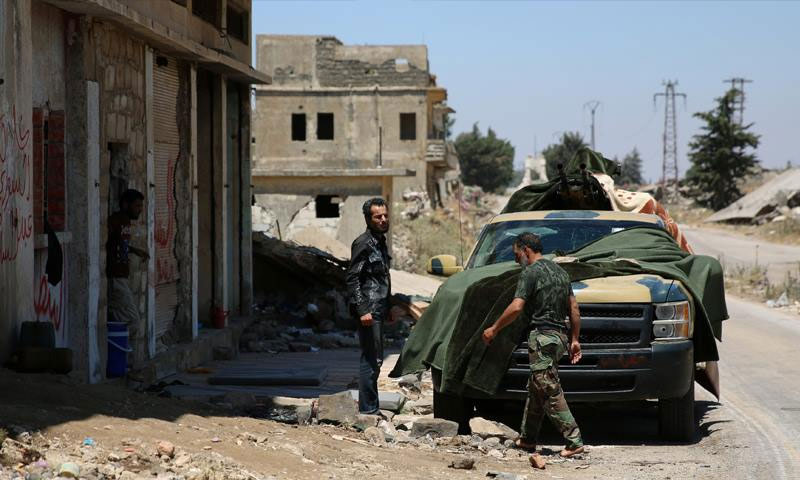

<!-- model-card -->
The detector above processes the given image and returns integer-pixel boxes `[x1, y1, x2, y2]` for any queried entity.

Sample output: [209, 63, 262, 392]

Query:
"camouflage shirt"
[514, 258, 574, 332]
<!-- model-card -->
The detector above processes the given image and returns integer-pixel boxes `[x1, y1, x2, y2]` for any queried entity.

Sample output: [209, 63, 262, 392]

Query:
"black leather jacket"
[346, 229, 392, 318]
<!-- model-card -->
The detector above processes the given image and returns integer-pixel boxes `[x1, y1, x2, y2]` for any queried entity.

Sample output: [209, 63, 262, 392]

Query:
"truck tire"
[658, 379, 695, 442]
[433, 389, 473, 435]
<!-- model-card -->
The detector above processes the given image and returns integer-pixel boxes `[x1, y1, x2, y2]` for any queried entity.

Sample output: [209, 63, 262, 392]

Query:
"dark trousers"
[357, 316, 384, 414]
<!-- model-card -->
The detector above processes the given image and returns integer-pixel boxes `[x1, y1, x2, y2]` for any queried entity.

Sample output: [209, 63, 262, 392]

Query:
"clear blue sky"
[252, 1, 799, 182]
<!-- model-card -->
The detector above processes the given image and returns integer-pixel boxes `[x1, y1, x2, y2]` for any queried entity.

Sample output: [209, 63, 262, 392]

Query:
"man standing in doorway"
[482, 232, 584, 467]
[346, 197, 391, 415]
[107, 189, 149, 362]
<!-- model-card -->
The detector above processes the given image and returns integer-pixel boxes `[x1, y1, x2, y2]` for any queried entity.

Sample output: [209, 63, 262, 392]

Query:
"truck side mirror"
[427, 254, 463, 277]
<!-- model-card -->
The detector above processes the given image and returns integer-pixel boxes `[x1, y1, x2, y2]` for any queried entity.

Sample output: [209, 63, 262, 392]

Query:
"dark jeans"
[357, 315, 385, 414]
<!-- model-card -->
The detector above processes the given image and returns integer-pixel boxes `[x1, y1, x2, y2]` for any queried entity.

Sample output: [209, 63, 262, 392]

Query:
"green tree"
[542, 132, 588, 179]
[685, 89, 760, 210]
[618, 148, 645, 186]
[454, 123, 515, 193]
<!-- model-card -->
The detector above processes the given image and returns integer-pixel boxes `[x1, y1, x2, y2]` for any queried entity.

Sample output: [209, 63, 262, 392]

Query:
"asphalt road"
[714, 295, 800, 479]
[682, 225, 800, 283]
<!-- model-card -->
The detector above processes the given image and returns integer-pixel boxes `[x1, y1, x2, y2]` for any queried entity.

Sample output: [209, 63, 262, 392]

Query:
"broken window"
[226, 5, 248, 44]
[193, 0, 220, 27]
[291, 113, 306, 141]
[317, 113, 334, 140]
[400, 113, 416, 141]
[315, 195, 341, 218]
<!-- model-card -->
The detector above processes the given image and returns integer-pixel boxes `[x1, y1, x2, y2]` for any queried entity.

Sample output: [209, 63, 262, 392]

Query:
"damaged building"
[1, 0, 267, 382]
[251, 35, 460, 251]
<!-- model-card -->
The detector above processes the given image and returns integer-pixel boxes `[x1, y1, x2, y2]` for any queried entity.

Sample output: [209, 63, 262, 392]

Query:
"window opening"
[317, 113, 334, 140]
[400, 113, 416, 140]
[291, 113, 306, 141]
[193, 0, 219, 27]
[226, 6, 248, 43]
[315, 195, 341, 218]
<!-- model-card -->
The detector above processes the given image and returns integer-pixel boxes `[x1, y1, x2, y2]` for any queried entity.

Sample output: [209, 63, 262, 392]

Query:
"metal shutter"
[153, 57, 181, 341]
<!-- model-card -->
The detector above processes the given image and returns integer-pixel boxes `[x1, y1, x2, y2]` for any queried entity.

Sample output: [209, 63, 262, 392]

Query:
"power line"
[723, 77, 752, 126]
[653, 80, 686, 201]
[583, 100, 601, 150]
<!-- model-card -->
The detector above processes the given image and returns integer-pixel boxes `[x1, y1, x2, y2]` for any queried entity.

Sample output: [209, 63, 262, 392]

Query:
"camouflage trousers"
[520, 330, 583, 449]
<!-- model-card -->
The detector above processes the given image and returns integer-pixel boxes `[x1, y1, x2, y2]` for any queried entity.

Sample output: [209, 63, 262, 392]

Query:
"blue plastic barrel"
[107, 322, 131, 377]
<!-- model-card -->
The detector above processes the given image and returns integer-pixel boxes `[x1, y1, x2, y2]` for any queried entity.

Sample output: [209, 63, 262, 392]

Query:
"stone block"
[364, 427, 386, 447]
[469, 417, 519, 441]
[409, 418, 459, 439]
[317, 391, 358, 425]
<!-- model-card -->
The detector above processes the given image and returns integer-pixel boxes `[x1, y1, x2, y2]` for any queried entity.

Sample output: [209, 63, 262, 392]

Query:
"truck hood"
[573, 274, 687, 304]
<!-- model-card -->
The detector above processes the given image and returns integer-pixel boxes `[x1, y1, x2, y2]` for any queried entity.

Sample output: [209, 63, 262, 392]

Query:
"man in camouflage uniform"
[482, 232, 584, 465]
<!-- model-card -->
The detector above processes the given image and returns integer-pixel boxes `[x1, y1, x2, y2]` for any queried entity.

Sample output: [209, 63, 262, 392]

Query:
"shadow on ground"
[0, 368, 260, 434]
[475, 398, 725, 447]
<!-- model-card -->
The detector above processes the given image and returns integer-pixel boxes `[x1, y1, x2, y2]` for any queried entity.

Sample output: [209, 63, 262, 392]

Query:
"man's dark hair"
[514, 232, 543, 254]
[120, 189, 144, 207]
[362, 197, 387, 222]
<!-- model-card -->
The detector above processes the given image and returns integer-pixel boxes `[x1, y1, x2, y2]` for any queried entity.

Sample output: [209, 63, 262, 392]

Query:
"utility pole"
[723, 77, 752, 126]
[584, 100, 601, 150]
[654, 80, 686, 201]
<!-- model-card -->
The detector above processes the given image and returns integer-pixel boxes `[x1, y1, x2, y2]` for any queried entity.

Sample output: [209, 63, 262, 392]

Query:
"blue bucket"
[107, 321, 131, 378]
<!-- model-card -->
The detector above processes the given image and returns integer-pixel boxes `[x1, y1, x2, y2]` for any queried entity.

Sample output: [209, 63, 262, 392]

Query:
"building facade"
[0, 0, 267, 382]
[251, 35, 459, 250]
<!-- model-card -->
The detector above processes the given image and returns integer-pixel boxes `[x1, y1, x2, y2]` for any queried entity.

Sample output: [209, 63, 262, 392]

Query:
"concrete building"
[251, 35, 459, 250]
[0, 0, 267, 382]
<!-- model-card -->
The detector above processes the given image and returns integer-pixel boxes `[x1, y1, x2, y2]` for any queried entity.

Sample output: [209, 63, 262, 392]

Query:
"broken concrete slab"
[208, 367, 328, 386]
[317, 391, 358, 425]
[706, 168, 800, 223]
[409, 418, 459, 439]
[469, 417, 520, 441]
[347, 390, 407, 412]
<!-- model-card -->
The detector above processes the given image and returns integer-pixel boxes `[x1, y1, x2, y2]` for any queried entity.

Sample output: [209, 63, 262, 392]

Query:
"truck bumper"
[493, 340, 694, 402]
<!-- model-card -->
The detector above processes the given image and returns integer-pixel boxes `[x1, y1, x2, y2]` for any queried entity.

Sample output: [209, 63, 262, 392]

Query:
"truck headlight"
[652, 301, 690, 340]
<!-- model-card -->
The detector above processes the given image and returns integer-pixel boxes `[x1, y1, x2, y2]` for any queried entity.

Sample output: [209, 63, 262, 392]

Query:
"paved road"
[682, 225, 800, 283]
[715, 295, 800, 479]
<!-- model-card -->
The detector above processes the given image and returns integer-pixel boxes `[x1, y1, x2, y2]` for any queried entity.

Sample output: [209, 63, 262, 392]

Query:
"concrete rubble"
[705, 168, 800, 224]
[0, 428, 269, 480]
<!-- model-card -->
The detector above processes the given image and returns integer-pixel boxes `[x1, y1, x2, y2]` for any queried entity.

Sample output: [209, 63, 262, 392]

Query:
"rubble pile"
[705, 168, 800, 225]
[0, 426, 267, 480]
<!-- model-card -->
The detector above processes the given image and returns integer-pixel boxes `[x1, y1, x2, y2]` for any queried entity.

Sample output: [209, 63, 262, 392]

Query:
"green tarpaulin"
[389, 227, 727, 396]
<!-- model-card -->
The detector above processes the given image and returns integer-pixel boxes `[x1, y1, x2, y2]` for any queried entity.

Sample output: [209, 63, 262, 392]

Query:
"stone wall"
[315, 38, 430, 88]
[93, 22, 149, 365]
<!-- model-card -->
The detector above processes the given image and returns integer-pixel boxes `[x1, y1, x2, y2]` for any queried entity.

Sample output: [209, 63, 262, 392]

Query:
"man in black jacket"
[346, 197, 391, 414]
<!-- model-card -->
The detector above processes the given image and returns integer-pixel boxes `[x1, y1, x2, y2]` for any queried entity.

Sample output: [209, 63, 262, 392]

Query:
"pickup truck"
[426, 210, 703, 441]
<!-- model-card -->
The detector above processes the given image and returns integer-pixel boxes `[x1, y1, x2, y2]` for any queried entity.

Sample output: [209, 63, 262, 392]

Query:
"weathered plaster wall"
[31, 3, 65, 110]
[253, 90, 427, 197]
[257, 35, 317, 88]
[0, 0, 35, 363]
[258, 36, 429, 89]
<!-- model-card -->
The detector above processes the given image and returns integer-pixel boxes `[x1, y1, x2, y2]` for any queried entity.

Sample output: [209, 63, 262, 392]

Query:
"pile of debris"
[0, 426, 265, 480]
[705, 168, 800, 225]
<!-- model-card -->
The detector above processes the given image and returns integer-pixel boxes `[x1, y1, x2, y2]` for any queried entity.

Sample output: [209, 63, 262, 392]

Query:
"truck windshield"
[467, 220, 658, 268]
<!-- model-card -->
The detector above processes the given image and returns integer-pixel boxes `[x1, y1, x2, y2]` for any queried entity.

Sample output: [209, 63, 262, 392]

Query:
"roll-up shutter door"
[153, 56, 181, 341]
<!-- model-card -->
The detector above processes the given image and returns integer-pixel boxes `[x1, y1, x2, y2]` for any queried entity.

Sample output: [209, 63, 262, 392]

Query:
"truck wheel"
[433, 389, 473, 435]
[658, 379, 695, 442]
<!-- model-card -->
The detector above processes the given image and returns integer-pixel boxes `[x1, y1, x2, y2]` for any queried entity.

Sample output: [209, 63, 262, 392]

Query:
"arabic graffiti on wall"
[0, 105, 33, 265]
